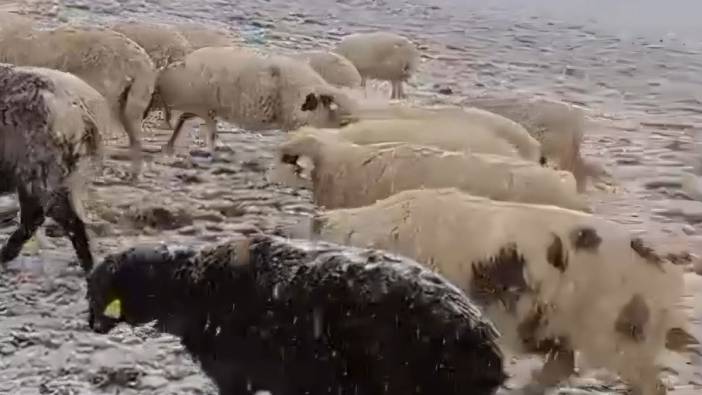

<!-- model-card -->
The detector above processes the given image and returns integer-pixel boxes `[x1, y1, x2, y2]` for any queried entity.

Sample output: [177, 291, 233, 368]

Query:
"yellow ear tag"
[103, 299, 122, 319]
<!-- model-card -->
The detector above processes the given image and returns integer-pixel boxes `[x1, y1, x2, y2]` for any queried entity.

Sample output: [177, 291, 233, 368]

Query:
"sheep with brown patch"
[309, 187, 692, 395]
[0, 63, 102, 274]
[276, 131, 588, 211]
[86, 233, 507, 395]
[154, 47, 358, 155]
[334, 31, 420, 99]
[292, 50, 362, 88]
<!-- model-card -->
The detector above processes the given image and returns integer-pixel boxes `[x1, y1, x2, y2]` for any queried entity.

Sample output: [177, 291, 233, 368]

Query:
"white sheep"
[334, 31, 420, 99]
[154, 47, 358, 155]
[110, 21, 193, 129]
[110, 21, 192, 70]
[172, 23, 240, 50]
[0, 63, 103, 274]
[344, 103, 544, 163]
[464, 96, 592, 191]
[333, 118, 524, 159]
[291, 50, 362, 89]
[0, 11, 35, 34]
[310, 187, 692, 395]
[0, 24, 158, 179]
[276, 131, 588, 211]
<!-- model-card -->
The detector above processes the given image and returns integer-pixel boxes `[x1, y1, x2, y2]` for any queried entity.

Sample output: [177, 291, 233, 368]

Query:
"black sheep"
[87, 234, 507, 395]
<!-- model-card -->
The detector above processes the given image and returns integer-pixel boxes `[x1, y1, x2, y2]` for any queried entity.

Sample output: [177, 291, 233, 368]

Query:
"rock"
[125, 203, 193, 230]
[654, 200, 702, 224]
[140, 374, 169, 389]
[683, 225, 697, 235]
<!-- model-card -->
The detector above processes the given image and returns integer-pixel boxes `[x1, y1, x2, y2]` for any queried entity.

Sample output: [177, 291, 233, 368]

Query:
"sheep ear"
[301, 93, 319, 111]
[103, 298, 122, 319]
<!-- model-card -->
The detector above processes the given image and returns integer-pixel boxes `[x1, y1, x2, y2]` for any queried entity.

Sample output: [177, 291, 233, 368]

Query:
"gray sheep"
[292, 50, 362, 88]
[334, 31, 420, 99]
[24, 66, 125, 144]
[276, 131, 588, 211]
[0, 24, 158, 179]
[154, 47, 358, 155]
[310, 188, 692, 395]
[0, 63, 102, 274]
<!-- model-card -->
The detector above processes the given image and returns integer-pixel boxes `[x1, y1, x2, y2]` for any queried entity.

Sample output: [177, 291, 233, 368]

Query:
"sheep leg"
[45, 189, 94, 274]
[0, 186, 45, 266]
[624, 365, 666, 395]
[123, 122, 143, 182]
[397, 81, 406, 99]
[204, 116, 218, 155]
[361, 76, 368, 98]
[162, 106, 172, 129]
[390, 81, 398, 99]
[533, 347, 575, 386]
[163, 113, 197, 155]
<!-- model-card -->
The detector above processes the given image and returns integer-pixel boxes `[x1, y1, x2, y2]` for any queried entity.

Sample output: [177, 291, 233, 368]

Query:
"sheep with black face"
[87, 234, 507, 395]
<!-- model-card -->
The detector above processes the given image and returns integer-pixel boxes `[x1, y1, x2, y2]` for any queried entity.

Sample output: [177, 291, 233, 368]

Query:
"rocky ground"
[1, 0, 701, 394]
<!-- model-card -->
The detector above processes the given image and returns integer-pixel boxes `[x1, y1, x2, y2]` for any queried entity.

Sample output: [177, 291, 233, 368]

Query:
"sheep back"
[335, 118, 522, 159]
[0, 11, 35, 35]
[312, 187, 685, 388]
[23, 66, 124, 141]
[111, 21, 193, 69]
[0, 63, 101, 190]
[347, 104, 542, 162]
[464, 97, 587, 183]
[292, 50, 362, 88]
[0, 25, 157, 122]
[173, 23, 240, 51]
[335, 31, 420, 82]
[158, 48, 358, 131]
[279, 132, 587, 211]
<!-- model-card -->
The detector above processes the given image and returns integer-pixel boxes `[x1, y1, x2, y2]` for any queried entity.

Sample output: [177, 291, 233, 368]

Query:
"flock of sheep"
[0, 9, 698, 395]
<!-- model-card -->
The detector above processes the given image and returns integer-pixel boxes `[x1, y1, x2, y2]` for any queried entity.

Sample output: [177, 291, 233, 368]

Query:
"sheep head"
[301, 86, 359, 128]
[277, 131, 336, 180]
[87, 244, 196, 334]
